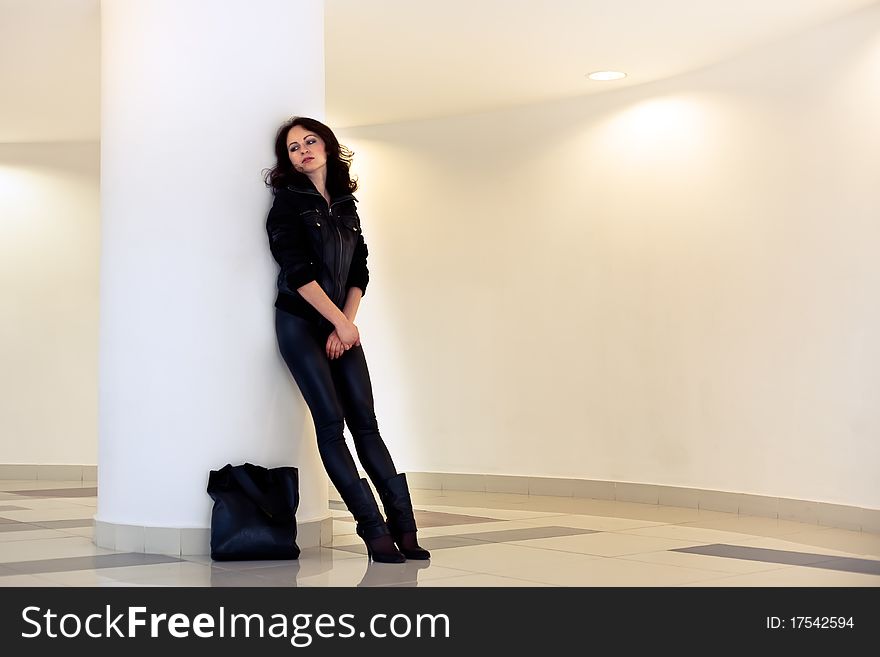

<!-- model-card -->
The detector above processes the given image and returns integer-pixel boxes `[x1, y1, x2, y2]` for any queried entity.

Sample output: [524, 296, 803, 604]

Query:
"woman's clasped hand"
[325, 320, 360, 359]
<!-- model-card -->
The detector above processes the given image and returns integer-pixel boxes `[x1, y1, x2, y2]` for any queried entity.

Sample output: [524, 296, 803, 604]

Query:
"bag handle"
[230, 464, 294, 522]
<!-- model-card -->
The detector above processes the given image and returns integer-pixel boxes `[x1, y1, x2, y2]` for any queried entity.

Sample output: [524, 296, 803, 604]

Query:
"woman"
[264, 116, 429, 564]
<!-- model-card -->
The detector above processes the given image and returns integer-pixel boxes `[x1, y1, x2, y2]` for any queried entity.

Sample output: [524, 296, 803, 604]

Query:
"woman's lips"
[302, 157, 314, 164]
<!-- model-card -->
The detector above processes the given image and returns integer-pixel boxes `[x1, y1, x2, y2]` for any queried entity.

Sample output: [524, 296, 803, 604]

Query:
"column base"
[94, 516, 333, 556]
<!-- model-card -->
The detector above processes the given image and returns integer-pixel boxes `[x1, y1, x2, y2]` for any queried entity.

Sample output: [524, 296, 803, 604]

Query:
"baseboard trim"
[331, 471, 880, 534]
[94, 517, 333, 556]
[0, 463, 97, 482]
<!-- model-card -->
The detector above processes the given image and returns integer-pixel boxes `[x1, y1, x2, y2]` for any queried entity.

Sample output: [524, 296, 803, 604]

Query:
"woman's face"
[286, 125, 327, 176]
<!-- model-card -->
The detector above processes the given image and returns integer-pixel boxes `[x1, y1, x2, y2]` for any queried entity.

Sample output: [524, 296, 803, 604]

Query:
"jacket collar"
[286, 180, 357, 204]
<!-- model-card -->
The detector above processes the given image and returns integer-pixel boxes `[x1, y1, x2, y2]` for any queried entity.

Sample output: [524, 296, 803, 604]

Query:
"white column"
[97, 0, 330, 554]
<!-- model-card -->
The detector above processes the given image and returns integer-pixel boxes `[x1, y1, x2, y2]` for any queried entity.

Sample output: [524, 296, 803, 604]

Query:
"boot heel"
[341, 480, 406, 565]
[357, 526, 405, 564]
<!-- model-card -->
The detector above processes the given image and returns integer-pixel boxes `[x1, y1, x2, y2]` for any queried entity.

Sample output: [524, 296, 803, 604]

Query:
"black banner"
[0, 586, 874, 654]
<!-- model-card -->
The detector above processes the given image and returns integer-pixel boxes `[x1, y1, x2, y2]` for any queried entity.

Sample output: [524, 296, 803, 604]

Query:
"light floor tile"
[0, 573, 64, 586]
[617, 550, 797, 575]
[272, 558, 472, 587]
[210, 547, 363, 572]
[507, 532, 706, 557]
[75, 561, 215, 586]
[29, 569, 142, 586]
[56, 499, 98, 509]
[491, 555, 728, 587]
[410, 573, 554, 587]
[0, 508, 96, 522]
[0, 536, 117, 563]
[618, 524, 764, 544]
[425, 542, 604, 577]
[35, 565, 281, 588]
[518, 514, 666, 532]
[0, 529, 73, 543]
[683, 566, 880, 587]
[56, 527, 95, 539]
[206, 570, 296, 587]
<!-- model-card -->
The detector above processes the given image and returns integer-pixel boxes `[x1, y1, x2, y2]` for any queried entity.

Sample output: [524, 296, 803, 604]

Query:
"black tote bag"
[207, 462, 300, 561]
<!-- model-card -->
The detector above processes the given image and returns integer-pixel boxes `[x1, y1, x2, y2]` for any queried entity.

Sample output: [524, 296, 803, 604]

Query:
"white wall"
[339, 6, 880, 509]
[0, 142, 100, 466]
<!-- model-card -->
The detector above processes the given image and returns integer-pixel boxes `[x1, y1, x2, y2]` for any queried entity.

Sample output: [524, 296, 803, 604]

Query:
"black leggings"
[274, 307, 398, 493]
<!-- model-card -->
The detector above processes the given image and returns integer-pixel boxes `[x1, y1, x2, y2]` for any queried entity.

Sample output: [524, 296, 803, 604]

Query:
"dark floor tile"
[0, 522, 45, 533]
[809, 557, 880, 576]
[3, 552, 182, 575]
[410, 510, 501, 528]
[11, 487, 98, 498]
[32, 518, 94, 530]
[419, 535, 488, 550]
[671, 543, 880, 575]
[458, 526, 598, 543]
[672, 544, 831, 565]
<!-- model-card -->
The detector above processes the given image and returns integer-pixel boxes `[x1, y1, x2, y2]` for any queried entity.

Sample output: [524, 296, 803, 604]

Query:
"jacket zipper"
[291, 187, 353, 304]
[330, 205, 344, 304]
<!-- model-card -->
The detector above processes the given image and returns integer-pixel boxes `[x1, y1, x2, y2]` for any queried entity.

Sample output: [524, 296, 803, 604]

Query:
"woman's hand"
[326, 324, 361, 360]
[325, 331, 345, 359]
[334, 319, 360, 350]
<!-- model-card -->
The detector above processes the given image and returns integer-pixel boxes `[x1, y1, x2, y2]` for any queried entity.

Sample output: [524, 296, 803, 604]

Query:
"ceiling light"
[587, 71, 626, 81]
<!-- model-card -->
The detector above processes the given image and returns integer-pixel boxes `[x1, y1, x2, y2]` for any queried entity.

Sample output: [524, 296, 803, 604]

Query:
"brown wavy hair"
[263, 116, 358, 195]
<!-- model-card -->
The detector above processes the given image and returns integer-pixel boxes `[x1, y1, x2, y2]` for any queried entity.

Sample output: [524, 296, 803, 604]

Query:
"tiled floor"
[1, 479, 879, 587]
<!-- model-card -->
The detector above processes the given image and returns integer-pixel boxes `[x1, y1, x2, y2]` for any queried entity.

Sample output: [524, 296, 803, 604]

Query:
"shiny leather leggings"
[274, 307, 398, 493]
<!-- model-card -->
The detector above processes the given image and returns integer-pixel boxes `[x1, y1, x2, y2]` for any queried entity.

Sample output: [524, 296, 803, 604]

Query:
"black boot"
[338, 478, 405, 564]
[377, 473, 431, 560]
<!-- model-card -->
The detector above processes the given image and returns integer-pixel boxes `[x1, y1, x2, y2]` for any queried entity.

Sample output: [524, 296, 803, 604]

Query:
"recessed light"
[587, 71, 626, 81]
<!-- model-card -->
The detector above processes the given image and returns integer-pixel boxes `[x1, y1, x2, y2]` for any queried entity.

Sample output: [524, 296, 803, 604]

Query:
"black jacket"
[266, 180, 369, 328]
